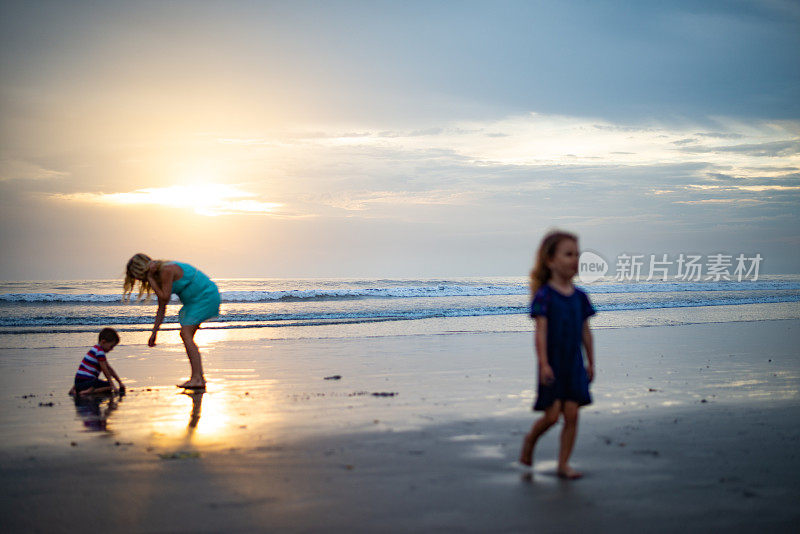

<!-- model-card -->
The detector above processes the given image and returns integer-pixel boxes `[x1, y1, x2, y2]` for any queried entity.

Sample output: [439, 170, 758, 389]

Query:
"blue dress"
[529, 284, 596, 411]
[168, 262, 221, 326]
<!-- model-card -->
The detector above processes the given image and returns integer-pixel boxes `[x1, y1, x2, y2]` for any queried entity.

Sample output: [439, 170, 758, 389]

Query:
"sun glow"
[57, 183, 282, 216]
[141, 391, 231, 447]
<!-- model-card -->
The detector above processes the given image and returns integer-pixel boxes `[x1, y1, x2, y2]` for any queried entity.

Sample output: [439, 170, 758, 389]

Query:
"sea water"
[1, 276, 799, 349]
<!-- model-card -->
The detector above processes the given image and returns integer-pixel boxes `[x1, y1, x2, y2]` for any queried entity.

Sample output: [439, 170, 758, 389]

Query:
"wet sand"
[1, 319, 799, 532]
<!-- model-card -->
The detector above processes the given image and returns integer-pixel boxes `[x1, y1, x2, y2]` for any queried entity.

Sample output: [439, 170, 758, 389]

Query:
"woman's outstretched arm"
[149, 299, 168, 346]
[147, 263, 176, 347]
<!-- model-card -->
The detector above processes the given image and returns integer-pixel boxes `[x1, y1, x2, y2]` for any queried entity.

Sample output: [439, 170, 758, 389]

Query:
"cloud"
[30, 112, 800, 229]
[217, 138, 270, 146]
[230, 113, 799, 175]
[695, 132, 744, 140]
[198, 112, 800, 230]
[310, 189, 475, 212]
[0, 159, 69, 181]
[52, 184, 282, 216]
[674, 198, 764, 205]
[686, 184, 800, 192]
[677, 140, 800, 157]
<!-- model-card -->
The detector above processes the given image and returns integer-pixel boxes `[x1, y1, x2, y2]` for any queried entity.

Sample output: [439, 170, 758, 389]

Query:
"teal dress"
[168, 262, 221, 326]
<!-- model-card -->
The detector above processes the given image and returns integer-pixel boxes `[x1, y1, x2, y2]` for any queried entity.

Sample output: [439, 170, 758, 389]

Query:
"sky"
[1, 0, 799, 279]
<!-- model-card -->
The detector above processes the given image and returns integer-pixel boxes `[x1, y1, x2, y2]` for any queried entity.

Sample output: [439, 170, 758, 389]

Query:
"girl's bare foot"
[557, 466, 583, 480]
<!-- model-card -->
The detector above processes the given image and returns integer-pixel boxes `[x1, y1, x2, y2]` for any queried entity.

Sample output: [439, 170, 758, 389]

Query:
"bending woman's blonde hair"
[530, 230, 578, 295]
[123, 253, 165, 301]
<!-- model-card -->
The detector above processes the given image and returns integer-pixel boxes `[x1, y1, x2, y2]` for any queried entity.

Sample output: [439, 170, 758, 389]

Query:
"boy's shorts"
[74, 377, 111, 392]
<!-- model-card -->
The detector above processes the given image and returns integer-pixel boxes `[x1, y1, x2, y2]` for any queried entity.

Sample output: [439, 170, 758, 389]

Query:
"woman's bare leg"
[557, 401, 582, 479]
[519, 401, 561, 466]
[179, 324, 205, 388]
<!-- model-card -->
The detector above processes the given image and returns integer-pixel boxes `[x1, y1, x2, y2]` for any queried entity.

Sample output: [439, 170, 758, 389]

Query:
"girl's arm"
[535, 316, 554, 384]
[582, 320, 594, 382]
[147, 264, 176, 347]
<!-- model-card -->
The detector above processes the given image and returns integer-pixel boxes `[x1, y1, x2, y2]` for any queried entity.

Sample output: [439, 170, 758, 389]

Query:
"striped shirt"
[75, 345, 107, 380]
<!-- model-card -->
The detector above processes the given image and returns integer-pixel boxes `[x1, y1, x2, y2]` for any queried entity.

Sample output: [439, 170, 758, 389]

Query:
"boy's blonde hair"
[530, 230, 579, 295]
[123, 253, 165, 301]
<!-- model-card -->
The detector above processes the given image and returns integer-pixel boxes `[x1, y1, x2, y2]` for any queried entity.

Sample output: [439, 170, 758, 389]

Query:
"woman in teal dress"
[124, 253, 221, 389]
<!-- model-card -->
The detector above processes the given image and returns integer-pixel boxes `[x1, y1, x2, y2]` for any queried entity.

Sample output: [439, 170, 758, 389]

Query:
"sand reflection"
[73, 394, 120, 432]
[187, 391, 202, 429]
[110, 376, 281, 453]
[183, 390, 232, 439]
[143, 390, 233, 448]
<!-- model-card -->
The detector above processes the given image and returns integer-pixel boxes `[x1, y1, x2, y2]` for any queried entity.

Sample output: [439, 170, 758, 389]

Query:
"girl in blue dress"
[519, 231, 596, 479]
[124, 253, 221, 389]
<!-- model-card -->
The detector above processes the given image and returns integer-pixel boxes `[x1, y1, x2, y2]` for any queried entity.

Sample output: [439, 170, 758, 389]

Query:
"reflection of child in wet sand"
[73, 395, 119, 431]
[519, 231, 596, 480]
[68, 328, 125, 396]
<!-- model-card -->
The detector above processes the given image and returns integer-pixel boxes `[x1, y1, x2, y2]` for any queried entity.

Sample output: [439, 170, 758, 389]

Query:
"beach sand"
[1, 319, 799, 532]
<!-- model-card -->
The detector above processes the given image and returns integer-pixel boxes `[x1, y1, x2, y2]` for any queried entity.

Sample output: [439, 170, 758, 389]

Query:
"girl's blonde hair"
[530, 230, 579, 295]
[123, 253, 165, 301]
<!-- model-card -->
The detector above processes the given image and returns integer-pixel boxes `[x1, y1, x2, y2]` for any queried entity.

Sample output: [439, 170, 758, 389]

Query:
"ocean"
[2, 275, 800, 349]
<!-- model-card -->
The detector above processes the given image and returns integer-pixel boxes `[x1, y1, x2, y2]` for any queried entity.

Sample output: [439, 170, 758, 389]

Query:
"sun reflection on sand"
[185, 392, 230, 438]
[142, 391, 234, 448]
[120, 376, 284, 452]
[195, 327, 232, 348]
